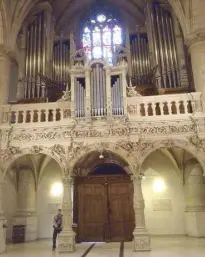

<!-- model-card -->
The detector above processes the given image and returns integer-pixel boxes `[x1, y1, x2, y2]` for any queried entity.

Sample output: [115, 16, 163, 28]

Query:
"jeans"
[52, 228, 61, 249]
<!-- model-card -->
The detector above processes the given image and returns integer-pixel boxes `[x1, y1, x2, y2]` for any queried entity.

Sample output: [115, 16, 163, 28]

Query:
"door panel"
[108, 182, 134, 241]
[76, 175, 134, 242]
[78, 183, 106, 242]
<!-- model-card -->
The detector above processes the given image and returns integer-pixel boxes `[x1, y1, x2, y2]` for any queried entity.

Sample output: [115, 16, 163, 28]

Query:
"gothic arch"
[68, 142, 133, 175]
[167, 0, 188, 38]
[1, 145, 66, 177]
[133, 139, 205, 174]
[10, 1, 52, 51]
[0, 0, 8, 46]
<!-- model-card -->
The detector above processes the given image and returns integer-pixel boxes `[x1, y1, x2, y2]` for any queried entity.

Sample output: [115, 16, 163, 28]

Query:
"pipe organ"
[146, 2, 180, 89]
[130, 34, 151, 85]
[52, 40, 70, 89]
[91, 64, 106, 117]
[25, 11, 47, 99]
[20, 0, 190, 115]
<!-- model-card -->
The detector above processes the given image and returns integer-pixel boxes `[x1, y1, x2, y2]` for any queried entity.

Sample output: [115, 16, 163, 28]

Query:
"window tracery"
[82, 13, 123, 64]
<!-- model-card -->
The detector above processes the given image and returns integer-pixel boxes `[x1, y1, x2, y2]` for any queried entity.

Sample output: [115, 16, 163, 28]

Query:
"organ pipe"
[111, 76, 123, 116]
[145, 2, 180, 88]
[74, 78, 86, 117]
[24, 11, 47, 99]
[52, 40, 70, 89]
[130, 34, 151, 86]
[90, 64, 106, 117]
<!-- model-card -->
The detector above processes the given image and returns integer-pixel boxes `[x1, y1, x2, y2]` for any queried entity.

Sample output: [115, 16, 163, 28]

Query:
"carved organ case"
[70, 56, 127, 119]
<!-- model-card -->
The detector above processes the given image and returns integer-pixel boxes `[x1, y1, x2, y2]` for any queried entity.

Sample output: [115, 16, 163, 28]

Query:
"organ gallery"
[17, 0, 190, 113]
[1, 0, 205, 255]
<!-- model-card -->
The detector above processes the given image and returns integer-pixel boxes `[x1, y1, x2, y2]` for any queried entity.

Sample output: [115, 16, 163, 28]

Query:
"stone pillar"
[188, 38, 205, 107]
[0, 50, 11, 104]
[133, 176, 151, 251]
[13, 168, 37, 241]
[58, 176, 75, 253]
[16, 28, 26, 101]
[185, 163, 205, 237]
[172, 13, 189, 89]
[0, 178, 6, 253]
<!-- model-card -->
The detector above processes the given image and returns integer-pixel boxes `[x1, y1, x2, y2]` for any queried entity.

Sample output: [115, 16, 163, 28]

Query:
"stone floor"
[1, 236, 205, 256]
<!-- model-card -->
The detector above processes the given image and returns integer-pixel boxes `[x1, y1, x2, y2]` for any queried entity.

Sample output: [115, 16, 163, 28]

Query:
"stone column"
[0, 49, 11, 104]
[13, 168, 37, 241]
[188, 37, 205, 107]
[16, 28, 26, 101]
[58, 176, 75, 253]
[185, 163, 205, 237]
[172, 13, 189, 89]
[0, 178, 6, 253]
[132, 176, 151, 251]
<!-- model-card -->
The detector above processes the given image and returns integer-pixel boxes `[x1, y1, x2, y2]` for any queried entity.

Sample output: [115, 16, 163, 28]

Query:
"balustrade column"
[188, 37, 205, 108]
[132, 175, 151, 251]
[185, 163, 205, 237]
[58, 176, 75, 253]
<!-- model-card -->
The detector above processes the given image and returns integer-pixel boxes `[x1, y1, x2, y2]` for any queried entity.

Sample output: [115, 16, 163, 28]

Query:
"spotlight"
[153, 179, 166, 193]
[51, 182, 63, 197]
[99, 152, 104, 159]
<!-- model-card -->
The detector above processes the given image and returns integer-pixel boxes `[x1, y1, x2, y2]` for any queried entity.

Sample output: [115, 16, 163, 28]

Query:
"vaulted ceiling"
[50, 0, 145, 32]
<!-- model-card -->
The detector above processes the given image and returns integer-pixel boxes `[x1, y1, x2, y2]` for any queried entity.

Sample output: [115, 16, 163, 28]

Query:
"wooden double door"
[74, 175, 135, 242]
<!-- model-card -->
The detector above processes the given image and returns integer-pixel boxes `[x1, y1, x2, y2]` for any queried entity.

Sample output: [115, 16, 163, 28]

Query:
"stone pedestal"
[58, 176, 75, 253]
[185, 163, 205, 237]
[132, 176, 151, 251]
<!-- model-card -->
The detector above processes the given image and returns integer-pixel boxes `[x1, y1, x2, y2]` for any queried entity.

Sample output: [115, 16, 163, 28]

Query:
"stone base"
[58, 230, 76, 253]
[13, 215, 38, 242]
[133, 229, 151, 251]
[0, 219, 6, 253]
[185, 211, 205, 237]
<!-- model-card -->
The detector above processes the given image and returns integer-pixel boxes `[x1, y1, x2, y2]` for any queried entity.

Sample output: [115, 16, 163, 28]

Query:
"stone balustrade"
[127, 92, 203, 120]
[0, 92, 203, 127]
[1, 102, 71, 126]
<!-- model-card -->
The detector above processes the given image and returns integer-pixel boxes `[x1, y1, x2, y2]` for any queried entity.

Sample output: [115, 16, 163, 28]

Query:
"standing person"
[52, 209, 63, 251]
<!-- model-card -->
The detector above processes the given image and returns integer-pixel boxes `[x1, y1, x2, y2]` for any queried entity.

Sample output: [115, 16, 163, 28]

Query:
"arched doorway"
[72, 151, 135, 243]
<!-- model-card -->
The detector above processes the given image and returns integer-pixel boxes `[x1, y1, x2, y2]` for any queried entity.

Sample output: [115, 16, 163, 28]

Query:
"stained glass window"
[82, 13, 123, 64]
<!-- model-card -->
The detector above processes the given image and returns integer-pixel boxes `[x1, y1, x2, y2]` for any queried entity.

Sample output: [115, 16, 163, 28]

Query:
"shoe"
[52, 248, 56, 251]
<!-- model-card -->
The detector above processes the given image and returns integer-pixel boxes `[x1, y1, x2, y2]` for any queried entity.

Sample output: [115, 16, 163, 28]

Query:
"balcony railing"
[1, 102, 71, 126]
[127, 92, 203, 120]
[0, 92, 203, 127]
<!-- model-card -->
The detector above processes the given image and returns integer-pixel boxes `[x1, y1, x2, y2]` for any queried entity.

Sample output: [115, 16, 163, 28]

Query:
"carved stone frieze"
[8, 122, 197, 143]
[117, 140, 155, 155]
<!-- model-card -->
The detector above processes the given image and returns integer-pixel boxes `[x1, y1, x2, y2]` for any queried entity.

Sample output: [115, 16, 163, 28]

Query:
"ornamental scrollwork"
[1, 146, 22, 163]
